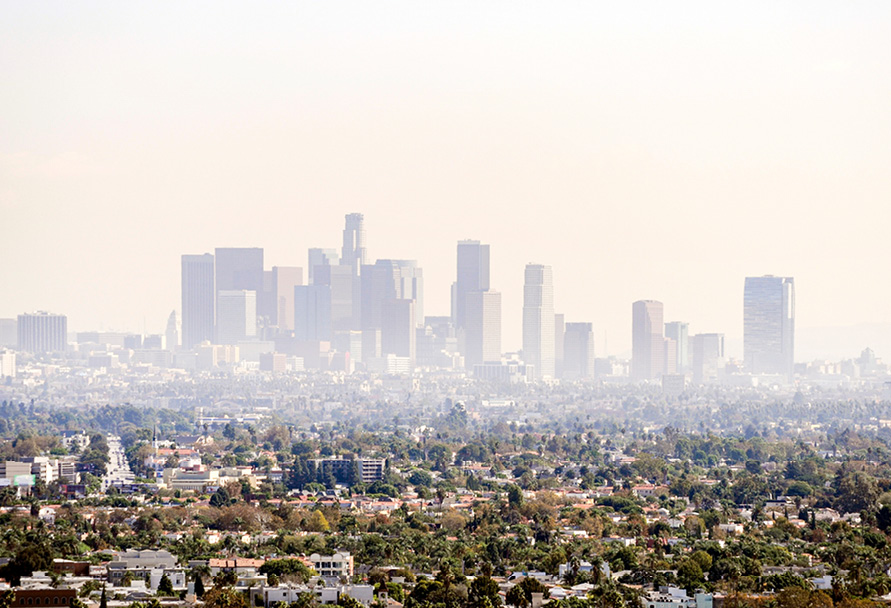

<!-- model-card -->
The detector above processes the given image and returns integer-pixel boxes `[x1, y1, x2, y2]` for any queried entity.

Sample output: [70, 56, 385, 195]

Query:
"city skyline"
[7, 220, 890, 362]
[3, 3, 890, 359]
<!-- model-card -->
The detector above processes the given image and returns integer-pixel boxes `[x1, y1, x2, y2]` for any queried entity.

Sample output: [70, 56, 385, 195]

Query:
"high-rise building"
[454, 240, 490, 329]
[181, 253, 215, 349]
[17, 312, 67, 353]
[464, 290, 501, 369]
[523, 264, 555, 379]
[744, 276, 795, 377]
[308, 248, 339, 285]
[361, 261, 402, 331]
[554, 313, 565, 379]
[360, 260, 423, 332]
[271, 266, 303, 331]
[692, 333, 725, 384]
[381, 299, 415, 363]
[393, 260, 424, 327]
[0, 319, 16, 349]
[315, 264, 359, 331]
[563, 322, 594, 380]
[294, 285, 332, 341]
[341, 213, 367, 275]
[216, 290, 257, 345]
[165, 310, 179, 351]
[631, 300, 664, 381]
[0, 351, 15, 378]
[664, 321, 689, 373]
[215, 248, 263, 339]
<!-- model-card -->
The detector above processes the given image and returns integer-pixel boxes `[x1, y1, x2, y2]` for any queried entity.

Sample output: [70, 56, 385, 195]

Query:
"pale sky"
[2, 2, 890, 359]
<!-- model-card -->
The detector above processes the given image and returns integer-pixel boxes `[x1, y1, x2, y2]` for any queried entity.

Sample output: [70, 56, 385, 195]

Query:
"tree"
[505, 578, 549, 608]
[99, 586, 107, 608]
[0, 590, 16, 608]
[337, 595, 364, 608]
[836, 470, 879, 514]
[210, 487, 231, 508]
[193, 572, 205, 598]
[259, 559, 313, 584]
[157, 574, 174, 596]
[468, 574, 502, 608]
[305, 510, 330, 533]
[202, 587, 247, 608]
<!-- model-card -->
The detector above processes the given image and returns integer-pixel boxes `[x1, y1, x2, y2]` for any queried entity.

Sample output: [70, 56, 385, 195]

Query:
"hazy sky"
[2, 2, 890, 359]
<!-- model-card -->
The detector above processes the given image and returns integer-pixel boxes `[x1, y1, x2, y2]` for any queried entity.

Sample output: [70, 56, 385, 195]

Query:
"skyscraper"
[307, 248, 339, 285]
[631, 300, 664, 381]
[563, 322, 594, 380]
[341, 213, 367, 275]
[523, 264, 555, 379]
[216, 290, 257, 345]
[381, 299, 416, 363]
[692, 333, 725, 384]
[181, 253, 215, 349]
[214, 247, 263, 339]
[17, 312, 67, 353]
[294, 285, 332, 341]
[744, 276, 795, 377]
[464, 290, 501, 369]
[664, 321, 689, 373]
[315, 264, 359, 331]
[554, 313, 565, 379]
[454, 240, 490, 329]
[271, 266, 303, 331]
[165, 310, 179, 351]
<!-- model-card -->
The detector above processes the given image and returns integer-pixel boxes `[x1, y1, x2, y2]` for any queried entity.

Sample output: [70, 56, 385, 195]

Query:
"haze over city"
[3, 2, 891, 359]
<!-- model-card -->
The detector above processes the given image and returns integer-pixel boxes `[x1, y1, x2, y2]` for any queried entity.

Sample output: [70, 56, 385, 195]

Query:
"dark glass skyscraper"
[744, 276, 795, 378]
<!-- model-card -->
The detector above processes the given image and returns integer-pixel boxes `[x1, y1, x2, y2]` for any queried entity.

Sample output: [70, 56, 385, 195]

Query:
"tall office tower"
[664, 321, 689, 373]
[392, 260, 424, 326]
[464, 290, 501, 369]
[381, 299, 416, 362]
[360, 260, 408, 330]
[17, 312, 67, 353]
[631, 300, 664, 381]
[165, 310, 179, 351]
[294, 285, 332, 341]
[663, 338, 677, 374]
[563, 322, 595, 380]
[308, 248, 339, 285]
[216, 290, 257, 345]
[522, 264, 555, 379]
[0, 319, 17, 348]
[454, 240, 490, 329]
[341, 213, 367, 275]
[692, 333, 725, 384]
[270, 266, 303, 331]
[315, 264, 359, 331]
[554, 313, 565, 378]
[744, 276, 795, 377]
[215, 247, 263, 338]
[181, 253, 215, 349]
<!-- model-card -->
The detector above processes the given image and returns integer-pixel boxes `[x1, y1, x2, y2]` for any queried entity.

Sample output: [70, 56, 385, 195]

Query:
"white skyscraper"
[464, 290, 501, 369]
[216, 290, 257, 345]
[522, 264, 555, 379]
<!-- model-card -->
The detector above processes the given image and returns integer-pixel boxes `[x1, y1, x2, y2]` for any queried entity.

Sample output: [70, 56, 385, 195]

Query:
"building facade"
[744, 276, 794, 377]
[523, 264, 555, 379]
[631, 300, 664, 381]
[17, 312, 67, 353]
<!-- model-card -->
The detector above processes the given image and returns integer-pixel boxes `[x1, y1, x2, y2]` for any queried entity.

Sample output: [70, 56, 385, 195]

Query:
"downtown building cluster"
[0, 213, 869, 386]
